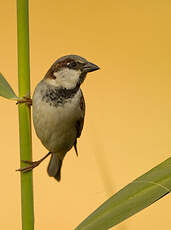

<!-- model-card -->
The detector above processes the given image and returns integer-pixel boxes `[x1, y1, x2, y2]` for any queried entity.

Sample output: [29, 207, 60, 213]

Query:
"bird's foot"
[16, 160, 41, 173]
[16, 97, 32, 106]
[16, 152, 51, 173]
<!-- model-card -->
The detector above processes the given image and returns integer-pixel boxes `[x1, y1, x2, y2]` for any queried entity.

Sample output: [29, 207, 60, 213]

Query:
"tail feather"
[47, 154, 63, 182]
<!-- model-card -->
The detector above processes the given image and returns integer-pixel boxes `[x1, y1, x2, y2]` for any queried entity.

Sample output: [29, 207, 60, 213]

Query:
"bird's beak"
[83, 61, 100, 73]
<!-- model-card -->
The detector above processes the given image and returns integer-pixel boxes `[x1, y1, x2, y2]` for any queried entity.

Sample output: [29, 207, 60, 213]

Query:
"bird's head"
[44, 55, 99, 89]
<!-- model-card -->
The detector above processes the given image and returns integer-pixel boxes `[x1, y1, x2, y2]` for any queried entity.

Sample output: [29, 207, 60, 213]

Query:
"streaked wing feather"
[74, 92, 85, 155]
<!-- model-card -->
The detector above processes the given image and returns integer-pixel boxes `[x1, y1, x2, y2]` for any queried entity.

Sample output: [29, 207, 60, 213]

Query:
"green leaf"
[0, 72, 18, 100]
[75, 158, 171, 230]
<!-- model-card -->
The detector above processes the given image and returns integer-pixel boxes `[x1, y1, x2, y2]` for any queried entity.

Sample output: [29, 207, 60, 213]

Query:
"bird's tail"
[47, 154, 63, 182]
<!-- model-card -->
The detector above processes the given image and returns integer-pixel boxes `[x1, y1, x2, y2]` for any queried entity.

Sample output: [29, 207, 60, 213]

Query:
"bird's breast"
[32, 83, 83, 153]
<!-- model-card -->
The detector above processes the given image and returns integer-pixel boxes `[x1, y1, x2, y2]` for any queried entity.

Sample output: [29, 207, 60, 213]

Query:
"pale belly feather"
[32, 87, 82, 154]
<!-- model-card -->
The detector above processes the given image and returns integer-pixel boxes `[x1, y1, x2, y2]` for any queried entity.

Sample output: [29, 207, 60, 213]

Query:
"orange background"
[0, 0, 171, 229]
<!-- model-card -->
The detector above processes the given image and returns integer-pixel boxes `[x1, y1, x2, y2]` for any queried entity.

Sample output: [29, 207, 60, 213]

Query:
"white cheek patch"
[53, 68, 81, 89]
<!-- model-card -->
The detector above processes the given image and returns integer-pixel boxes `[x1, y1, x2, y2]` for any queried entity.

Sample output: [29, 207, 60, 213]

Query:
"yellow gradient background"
[0, 0, 171, 229]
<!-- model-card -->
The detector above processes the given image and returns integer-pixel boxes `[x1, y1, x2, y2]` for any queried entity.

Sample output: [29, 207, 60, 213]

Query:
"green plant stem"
[17, 0, 34, 229]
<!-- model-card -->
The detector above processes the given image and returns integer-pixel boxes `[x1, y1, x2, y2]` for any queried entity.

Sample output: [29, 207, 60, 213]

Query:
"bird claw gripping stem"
[16, 97, 32, 106]
[16, 160, 42, 173]
[16, 152, 51, 173]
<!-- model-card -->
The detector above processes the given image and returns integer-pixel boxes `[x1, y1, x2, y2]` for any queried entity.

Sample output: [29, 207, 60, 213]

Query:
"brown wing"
[74, 91, 85, 156]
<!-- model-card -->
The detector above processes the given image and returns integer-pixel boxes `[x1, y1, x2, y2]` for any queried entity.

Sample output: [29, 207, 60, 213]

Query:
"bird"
[17, 55, 99, 182]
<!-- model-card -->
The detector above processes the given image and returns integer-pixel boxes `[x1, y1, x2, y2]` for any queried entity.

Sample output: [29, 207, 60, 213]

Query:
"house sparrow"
[18, 55, 99, 182]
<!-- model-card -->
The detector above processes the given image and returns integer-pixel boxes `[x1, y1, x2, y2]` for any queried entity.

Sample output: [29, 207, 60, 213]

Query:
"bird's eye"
[68, 61, 77, 68]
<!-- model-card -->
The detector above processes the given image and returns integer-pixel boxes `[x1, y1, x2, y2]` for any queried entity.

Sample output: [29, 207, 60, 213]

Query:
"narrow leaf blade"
[0, 73, 18, 100]
[75, 158, 171, 230]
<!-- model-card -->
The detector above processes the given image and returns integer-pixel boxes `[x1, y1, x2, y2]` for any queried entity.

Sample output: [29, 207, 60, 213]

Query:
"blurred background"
[0, 0, 171, 229]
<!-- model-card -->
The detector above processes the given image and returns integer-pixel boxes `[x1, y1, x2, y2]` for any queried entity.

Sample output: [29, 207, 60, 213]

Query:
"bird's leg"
[16, 152, 51, 173]
[16, 97, 32, 106]
[74, 139, 78, 156]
